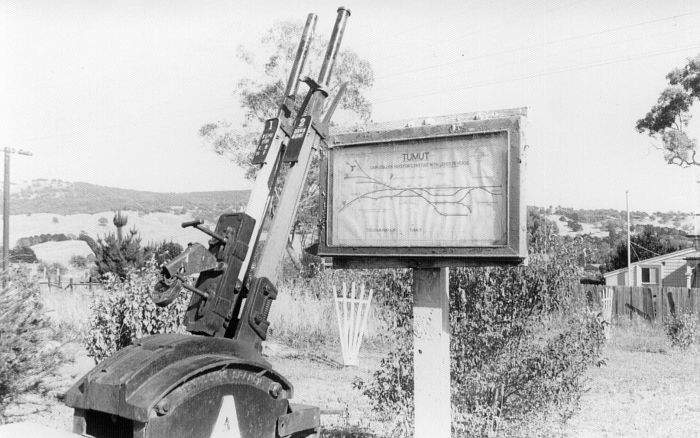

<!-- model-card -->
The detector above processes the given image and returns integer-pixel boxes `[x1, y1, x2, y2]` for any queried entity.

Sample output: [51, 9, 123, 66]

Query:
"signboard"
[316, 109, 527, 268]
[251, 118, 279, 165]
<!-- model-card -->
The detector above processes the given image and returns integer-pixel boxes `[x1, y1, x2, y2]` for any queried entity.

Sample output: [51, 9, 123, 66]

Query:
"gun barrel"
[283, 13, 318, 101]
[317, 7, 351, 87]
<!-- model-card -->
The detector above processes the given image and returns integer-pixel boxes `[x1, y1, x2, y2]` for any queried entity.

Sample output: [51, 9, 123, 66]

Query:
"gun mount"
[65, 8, 350, 438]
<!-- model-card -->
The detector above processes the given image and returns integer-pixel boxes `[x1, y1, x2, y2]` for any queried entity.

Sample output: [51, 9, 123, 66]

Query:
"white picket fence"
[333, 282, 373, 367]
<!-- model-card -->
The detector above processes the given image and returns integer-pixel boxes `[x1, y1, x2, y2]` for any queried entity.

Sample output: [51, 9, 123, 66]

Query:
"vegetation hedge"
[355, 219, 606, 437]
[84, 260, 188, 363]
[0, 268, 62, 421]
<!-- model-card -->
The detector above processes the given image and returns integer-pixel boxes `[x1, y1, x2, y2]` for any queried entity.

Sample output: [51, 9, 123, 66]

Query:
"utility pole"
[626, 190, 631, 286]
[2, 147, 33, 279]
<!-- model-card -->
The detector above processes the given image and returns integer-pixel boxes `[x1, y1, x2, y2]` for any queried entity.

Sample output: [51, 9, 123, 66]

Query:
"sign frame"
[315, 109, 527, 269]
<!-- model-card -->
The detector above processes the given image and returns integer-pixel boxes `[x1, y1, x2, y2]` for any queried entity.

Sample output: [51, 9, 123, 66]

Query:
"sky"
[1, 0, 699, 213]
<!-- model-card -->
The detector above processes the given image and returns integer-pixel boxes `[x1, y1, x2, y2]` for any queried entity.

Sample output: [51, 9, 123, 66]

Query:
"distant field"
[10, 211, 212, 248]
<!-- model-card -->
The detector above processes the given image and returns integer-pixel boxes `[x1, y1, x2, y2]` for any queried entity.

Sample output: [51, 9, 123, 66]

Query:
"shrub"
[143, 241, 183, 266]
[9, 246, 38, 263]
[69, 255, 89, 269]
[355, 224, 606, 437]
[0, 267, 62, 420]
[664, 310, 697, 349]
[84, 259, 188, 362]
[94, 230, 144, 280]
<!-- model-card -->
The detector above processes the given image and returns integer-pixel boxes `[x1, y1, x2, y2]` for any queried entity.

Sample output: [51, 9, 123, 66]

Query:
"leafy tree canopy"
[605, 224, 692, 271]
[199, 20, 374, 239]
[636, 54, 700, 166]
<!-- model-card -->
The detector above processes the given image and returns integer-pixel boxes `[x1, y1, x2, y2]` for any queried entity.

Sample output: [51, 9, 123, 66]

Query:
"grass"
[31, 273, 700, 437]
[268, 278, 385, 350]
[39, 284, 103, 341]
[565, 316, 700, 437]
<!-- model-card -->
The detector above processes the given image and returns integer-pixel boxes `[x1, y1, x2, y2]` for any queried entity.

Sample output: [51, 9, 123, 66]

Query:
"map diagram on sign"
[329, 131, 509, 247]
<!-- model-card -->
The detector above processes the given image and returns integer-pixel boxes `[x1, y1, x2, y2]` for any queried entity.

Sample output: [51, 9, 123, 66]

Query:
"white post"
[413, 267, 451, 438]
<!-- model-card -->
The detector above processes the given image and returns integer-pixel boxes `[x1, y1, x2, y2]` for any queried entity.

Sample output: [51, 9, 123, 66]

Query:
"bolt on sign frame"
[316, 108, 528, 269]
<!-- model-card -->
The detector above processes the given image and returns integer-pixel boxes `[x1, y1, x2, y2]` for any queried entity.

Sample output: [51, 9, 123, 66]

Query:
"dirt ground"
[7, 322, 700, 437]
[565, 323, 700, 438]
[5, 341, 386, 436]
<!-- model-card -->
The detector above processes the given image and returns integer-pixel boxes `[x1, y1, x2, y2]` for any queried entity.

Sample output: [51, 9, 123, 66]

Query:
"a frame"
[315, 108, 528, 269]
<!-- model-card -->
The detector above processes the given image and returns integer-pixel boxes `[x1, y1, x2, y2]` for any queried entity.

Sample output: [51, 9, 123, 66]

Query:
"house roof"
[603, 247, 698, 278]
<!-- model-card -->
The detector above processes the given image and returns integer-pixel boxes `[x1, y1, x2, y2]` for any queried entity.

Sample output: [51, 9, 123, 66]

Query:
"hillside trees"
[636, 53, 700, 166]
[605, 224, 691, 271]
[199, 20, 374, 239]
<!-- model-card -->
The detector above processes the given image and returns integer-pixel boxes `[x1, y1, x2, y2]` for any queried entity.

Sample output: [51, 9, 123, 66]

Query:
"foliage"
[94, 230, 144, 279]
[664, 310, 697, 350]
[0, 267, 62, 420]
[38, 261, 67, 277]
[567, 220, 583, 232]
[69, 254, 89, 269]
[352, 269, 414, 435]
[199, 19, 374, 235]
[78, 232, 100, 255]
[355, 219, 606, 437]
[143, 240, 183, 266]
[15, 233, 71, 248]
[636, 54, 700, 166]
[9, 246, 37, 263]
[605, 224, 690, 271]
[84, 260, 188, 363]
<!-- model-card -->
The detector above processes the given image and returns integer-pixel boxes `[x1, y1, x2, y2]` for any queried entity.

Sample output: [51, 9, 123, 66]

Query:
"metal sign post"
[413, 267, 451, 437]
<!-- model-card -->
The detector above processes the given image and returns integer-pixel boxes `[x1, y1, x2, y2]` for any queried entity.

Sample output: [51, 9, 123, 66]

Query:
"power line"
[377, 21, 695, 93]
[631, 240, 663, 258]
[372, 43, 700, 105]
[360, 0, 594, 63]
[374, 10, 700, 81]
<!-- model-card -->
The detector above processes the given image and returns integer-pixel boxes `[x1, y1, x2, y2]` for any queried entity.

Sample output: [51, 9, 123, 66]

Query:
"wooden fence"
[577, 285, 700, 322]
[39, 277, 102, 295]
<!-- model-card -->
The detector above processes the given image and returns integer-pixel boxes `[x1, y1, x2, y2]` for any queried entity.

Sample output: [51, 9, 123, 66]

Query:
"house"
[603, 247, 700, 288]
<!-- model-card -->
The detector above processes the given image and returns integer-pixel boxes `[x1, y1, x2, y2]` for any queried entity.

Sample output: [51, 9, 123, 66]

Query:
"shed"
[603, 247, 700, 288]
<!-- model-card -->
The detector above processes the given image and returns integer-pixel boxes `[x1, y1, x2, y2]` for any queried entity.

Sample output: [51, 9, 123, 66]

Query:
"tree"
[199, 20, 374, 243]
[94, 229, 143, 279]
[113, 210, 128, 243]
[636, 54, 700, 166]
[605, 224, 691, 271]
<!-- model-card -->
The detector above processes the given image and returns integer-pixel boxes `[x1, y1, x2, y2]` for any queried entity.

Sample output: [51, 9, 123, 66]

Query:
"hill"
[543, 206, 695, 238]
[10, 179, 250, 220]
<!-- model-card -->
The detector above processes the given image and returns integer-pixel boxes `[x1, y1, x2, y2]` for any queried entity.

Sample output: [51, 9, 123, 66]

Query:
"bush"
[94, 230, 144, 280]
[0, 267, 62, 420]
[69, 255, 89, 269]
[355, 225, 606, 437]
[143, 241, 183, 266]
[84, 259, 188, 363]
[9, 247, 38, 263]
[664, 310, 697, 349]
